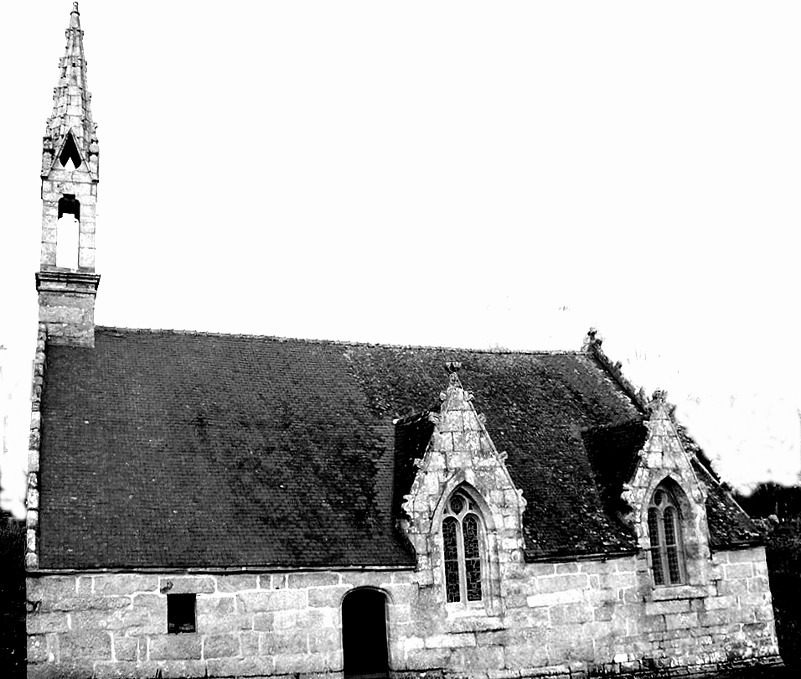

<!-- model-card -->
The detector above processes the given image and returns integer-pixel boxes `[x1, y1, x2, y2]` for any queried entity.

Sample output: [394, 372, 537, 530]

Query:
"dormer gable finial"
[583, 327, 602, 352]
[647, 389, 676, 419]
[440, 361, 468, 402]
[445, 361, 462, 385]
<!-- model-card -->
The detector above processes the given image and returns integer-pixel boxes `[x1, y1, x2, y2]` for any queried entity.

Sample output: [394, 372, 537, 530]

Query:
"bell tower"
[35, 2, 100, 347]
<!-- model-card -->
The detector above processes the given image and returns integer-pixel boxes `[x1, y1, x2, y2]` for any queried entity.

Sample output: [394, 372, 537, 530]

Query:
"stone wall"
[24, 324, 46, 575]
[40, 150, 99, 272]
[395, 547, 778, 676]
[35, 271, 100, 347]
[26, 546, 780, 679]
[27, 569, 415, 679]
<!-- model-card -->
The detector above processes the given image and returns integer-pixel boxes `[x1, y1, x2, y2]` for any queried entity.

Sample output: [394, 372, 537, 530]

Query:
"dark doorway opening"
[342, 588, 389, 679]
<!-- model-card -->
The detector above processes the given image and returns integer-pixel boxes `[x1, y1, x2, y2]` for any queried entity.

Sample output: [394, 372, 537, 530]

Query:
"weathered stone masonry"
[25, 367, 780, 678]
[27, 570, 413, 679]
[25, 324, 47, 573]
[26, 546, 778, 679]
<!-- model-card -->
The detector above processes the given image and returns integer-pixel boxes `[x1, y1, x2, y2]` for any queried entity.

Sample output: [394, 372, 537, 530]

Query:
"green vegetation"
[736, 483, 801, 668]
[764, 518, 801, 668]
[0, 517, 25, 678]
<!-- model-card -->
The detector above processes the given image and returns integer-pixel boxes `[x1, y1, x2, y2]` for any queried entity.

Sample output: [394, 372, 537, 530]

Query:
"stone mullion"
[457, 517, 467, 603]
[656, 510, 670, 587]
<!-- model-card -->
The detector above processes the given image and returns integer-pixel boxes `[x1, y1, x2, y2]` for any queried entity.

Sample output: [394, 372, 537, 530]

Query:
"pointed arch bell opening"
[55, 194, 81, 269]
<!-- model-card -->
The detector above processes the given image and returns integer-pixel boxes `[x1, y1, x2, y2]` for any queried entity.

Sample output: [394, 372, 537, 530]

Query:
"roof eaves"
[524, 547, 638, 563]
[29, 563, 418, 576]
[709, 537, 765, 551]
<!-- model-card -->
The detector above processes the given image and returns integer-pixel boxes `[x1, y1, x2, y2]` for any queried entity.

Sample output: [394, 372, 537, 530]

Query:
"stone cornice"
[36, 269, 101, 292]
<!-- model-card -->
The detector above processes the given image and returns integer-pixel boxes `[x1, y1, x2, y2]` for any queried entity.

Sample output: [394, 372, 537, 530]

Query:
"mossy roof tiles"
[36, 327, 760, 569]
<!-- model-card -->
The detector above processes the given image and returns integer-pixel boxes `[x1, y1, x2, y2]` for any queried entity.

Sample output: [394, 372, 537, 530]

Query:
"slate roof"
[37, 327, 761, 570]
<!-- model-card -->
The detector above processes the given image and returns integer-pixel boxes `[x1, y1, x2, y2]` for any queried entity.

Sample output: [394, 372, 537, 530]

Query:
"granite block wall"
[26, 547, 780, 679]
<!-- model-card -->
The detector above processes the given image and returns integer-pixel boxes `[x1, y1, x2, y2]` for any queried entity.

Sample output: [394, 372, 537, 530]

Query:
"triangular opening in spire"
[59, 132, 82, 169]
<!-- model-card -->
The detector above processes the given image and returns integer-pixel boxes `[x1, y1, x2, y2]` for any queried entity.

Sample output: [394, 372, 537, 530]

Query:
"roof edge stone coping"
[25, 323, 48, 571]
[94, 325, 588, 356]
[583, 327, 649, 412]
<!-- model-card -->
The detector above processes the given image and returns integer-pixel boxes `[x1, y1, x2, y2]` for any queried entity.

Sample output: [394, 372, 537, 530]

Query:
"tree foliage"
[736, 483, 801, 668]
[0, 517, 25, 678]
[735, 482, 801, 520]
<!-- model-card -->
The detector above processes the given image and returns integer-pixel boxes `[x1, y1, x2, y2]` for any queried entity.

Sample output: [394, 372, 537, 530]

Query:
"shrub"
[764, 517, 801, 667]
[0, 517, 25, 679]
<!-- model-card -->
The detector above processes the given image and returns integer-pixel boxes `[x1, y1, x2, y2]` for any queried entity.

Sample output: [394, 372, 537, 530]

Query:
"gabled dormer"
[36, 2, 101, 347]
[622, 391, 713, 590]
[401, 363, 527, 616]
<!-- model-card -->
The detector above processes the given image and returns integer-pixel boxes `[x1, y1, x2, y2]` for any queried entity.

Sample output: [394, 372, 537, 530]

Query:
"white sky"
[2, 1, 801, 517]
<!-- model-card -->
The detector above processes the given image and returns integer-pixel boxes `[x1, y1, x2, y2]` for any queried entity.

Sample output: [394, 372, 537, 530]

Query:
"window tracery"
[442, 490, 484, 603]
[647, 485, 686, 585]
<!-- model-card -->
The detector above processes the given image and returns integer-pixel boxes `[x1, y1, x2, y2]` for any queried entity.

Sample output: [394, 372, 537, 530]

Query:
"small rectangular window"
[167, 593, 196, 634]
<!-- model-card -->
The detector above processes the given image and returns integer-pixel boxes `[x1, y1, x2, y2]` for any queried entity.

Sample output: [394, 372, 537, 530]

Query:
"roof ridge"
[94, 325, 584, 356]
[583, 330, 648, 412]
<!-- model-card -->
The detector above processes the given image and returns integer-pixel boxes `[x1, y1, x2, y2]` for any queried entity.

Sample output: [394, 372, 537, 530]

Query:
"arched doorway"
[341, 588, 389, 678]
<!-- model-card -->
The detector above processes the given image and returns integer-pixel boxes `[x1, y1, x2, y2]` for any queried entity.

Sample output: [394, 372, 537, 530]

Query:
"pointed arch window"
[442, 490, 484, 603]
[647, 485, 686, 585]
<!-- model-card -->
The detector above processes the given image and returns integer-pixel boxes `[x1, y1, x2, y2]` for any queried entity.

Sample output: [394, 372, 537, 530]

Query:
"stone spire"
[36, 2, 101, 347]
[42, 2, 99, 180]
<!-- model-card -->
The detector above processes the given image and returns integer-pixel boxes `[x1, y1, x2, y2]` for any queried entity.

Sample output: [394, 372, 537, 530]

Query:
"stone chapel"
[25, 5, 783, 679]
